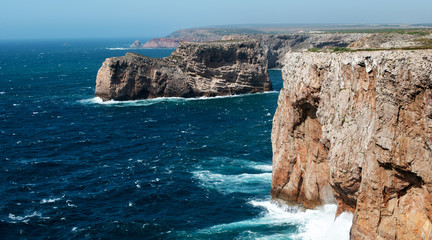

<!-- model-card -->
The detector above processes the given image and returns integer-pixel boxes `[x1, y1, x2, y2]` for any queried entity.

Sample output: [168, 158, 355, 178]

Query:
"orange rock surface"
[272, 50, 432, 239]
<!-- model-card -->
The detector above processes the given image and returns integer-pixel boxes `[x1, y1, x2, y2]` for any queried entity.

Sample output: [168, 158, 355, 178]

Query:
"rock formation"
[224, 33, 432, 68]
[95, 40, 272, 101]
[130, 40, 142, 48]
[223, 33, 367, 68]
[141, 38, 180, 48]
[272, 50, 432, 239]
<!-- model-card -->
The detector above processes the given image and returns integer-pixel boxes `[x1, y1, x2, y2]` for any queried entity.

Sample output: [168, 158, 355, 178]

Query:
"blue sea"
[0, 39, 352, 239]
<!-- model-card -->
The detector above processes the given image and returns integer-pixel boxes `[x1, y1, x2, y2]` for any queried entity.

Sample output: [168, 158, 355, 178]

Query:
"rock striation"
[223, 33, 367, 68]
[272, 50, 432, 239]
[95, 40, 272, 101]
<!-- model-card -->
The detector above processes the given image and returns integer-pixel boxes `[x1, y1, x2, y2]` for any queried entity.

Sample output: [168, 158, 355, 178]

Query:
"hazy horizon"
[1, 0, 432, 40]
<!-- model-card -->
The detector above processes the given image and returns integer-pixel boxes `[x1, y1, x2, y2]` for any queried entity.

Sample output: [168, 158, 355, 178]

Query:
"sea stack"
[271, 50, 432, 239]
[129, 40, 142, 48]
[95, 40, 272, 101]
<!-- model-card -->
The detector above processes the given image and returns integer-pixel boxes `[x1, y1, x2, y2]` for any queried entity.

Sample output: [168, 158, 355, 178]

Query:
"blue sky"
[1, 0, 431, 39]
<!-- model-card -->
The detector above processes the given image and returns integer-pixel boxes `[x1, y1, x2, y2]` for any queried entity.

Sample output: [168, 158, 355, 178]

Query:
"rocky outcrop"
[348, 33, 432, 49]
[223, 33, 367, 68]
[95, 40, 272, 101]
[224, 33, 432, 68]
[130, 40, 142, 48]
[141, 38, 180, 48]
[272, 50, 432, 239]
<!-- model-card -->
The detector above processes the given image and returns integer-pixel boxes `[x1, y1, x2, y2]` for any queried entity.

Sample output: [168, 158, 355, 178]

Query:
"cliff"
[272, 50, 432, 239]
[141, 38, 180, 48]
[224, 32, 432, 68]
[224, 33, 366, 68]
[95, 40, 272, 101]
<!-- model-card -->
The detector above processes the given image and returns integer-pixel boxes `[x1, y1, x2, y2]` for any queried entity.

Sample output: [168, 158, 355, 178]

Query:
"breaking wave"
[106, 47, 134, 50]
[192, 170, 271, 194]
[78, 92, 278, 107]
[179, 200, 353, 240]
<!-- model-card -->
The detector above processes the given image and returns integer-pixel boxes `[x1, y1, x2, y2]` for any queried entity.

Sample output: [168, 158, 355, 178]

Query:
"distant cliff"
[272, 50, 432, 239]
[136, 32, 432, 68]
[95, 40, 272, 101]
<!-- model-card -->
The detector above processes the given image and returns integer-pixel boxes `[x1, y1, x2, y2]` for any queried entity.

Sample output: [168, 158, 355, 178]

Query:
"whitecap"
[183, 200, 353, 240]
[197, 157, 272, 173]
[0, 92, 5, 95]
[182, 200, 300, 239]
[78, 92, 278, 107]
[8, 211, 42, 223]
[192, 170, 271, 194]
[296, 205, 353, 240]
[106, 47, 133, 50]
[251, 164, 272, 172]
[40, 197, 62, 204]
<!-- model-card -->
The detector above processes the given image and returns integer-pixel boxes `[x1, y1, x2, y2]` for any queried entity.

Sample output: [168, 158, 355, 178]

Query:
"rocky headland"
[134, 31, 432, 69]
[95, 40, 272, 101]
[271, 50, 432, 239]
[130, 38, 180, 49]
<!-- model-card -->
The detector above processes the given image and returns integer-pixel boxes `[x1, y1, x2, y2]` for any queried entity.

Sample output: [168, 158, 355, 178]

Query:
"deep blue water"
[0, 39, 346, 239]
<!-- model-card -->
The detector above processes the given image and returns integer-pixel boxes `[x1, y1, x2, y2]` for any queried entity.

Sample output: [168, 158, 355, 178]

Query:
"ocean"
[0, 39, 352, 239]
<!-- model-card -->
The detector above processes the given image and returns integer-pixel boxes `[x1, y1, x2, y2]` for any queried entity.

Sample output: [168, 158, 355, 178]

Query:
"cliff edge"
[272, 50, 432, 239]
[95, 40, 272, 101]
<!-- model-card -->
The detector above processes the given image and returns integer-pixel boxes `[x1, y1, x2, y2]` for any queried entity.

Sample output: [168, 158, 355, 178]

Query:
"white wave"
[197, 157, 272, 171]
[0, 92, 5, 95]
[40, 197, 62, 204]
[297, 205, 353, 240]
[8, 211, 42, 223]
[106, 47, 134, 50]
[251, 164, 272, 172]
[78, 96, 184, 107]
[78, 92, 278, 107]
[192, 170, 271, 194]
[185, 200, 352, 240]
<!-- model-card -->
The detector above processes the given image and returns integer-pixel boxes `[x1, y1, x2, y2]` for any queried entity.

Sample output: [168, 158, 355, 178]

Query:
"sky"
[0, 0, 431, 39]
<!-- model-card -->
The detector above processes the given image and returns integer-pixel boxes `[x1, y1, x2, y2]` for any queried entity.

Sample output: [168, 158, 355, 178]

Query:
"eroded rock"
[95, 40, 272, 101]
[272, 50, 432, 239]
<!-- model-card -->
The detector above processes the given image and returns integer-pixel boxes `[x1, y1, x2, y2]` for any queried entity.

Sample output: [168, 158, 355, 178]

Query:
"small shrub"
[331, 47, 354, 52]
[308, 47, 321, 52]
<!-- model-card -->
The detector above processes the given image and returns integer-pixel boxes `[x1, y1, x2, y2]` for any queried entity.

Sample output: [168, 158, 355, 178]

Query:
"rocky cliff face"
[224, 33, 367, 68]
[141, 38, 180, 48]
[224, 33, 432, 69]
[95, 40, 272, 101]
[272, 50, 432, 239]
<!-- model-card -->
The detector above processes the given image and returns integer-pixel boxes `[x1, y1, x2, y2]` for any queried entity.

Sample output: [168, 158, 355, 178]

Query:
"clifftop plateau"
[272, 50, 432, 239]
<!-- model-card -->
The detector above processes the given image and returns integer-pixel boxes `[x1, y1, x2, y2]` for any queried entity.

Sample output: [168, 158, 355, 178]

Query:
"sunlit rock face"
[272, 50, 432, 239]
[95, 40, 272, 101]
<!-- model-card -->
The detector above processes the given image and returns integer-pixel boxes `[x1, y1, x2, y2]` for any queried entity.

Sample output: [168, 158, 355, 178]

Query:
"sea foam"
[8, 211, 44, 223]
[192, 170, 271, 194]
[106, 47, 134, 50]
[184, 200, 353, 240]
[78, 92, 278, 107]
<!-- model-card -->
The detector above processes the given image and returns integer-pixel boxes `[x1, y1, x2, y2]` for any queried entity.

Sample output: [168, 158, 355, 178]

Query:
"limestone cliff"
[141, 38, 180, 48]
[272, 50, 432, 239]
[223, 33, 367, 68]
[95, 40, 272, 101]
[224, 33, 432, 69]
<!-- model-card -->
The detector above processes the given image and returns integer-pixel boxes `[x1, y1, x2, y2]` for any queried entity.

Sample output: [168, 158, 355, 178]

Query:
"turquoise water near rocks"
[0, 39, 351, 239]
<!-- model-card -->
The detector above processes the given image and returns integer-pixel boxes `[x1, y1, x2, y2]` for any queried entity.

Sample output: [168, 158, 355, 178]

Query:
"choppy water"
[0, 39, 352, 239]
